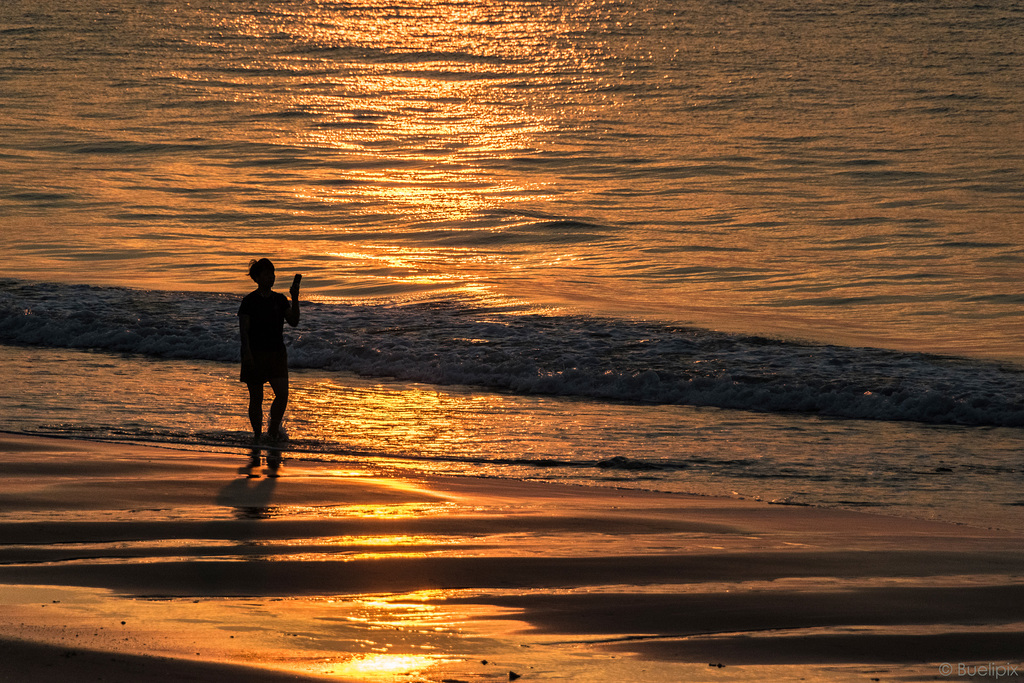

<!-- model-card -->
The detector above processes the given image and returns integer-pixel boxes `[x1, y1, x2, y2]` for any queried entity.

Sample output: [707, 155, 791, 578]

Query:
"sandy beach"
[1, 432, 1022, 682]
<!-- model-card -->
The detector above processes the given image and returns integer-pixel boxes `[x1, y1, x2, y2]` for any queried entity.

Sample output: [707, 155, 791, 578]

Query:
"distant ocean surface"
[2, 0, 1022, 529]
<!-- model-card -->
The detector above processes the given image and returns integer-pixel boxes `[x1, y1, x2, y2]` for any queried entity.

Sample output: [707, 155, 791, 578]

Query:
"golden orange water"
[3, 0, 1021, 357]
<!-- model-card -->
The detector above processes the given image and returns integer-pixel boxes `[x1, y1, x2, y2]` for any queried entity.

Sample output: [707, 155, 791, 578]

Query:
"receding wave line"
[1, 280, 1022, 428]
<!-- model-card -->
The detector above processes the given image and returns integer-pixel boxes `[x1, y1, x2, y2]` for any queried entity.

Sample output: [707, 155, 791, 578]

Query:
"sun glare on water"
[325, 653, 456, 680]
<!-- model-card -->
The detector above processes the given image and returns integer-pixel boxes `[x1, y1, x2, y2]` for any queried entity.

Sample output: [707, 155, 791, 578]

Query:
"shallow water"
[2, 344, 1022, 532]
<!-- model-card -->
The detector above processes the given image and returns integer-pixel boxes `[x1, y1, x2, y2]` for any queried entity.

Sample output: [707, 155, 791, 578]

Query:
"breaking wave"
[2, 279, 1022, 428]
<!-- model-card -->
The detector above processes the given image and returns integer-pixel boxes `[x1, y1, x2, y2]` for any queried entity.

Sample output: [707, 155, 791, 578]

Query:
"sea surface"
[1, 0, 1022, 530]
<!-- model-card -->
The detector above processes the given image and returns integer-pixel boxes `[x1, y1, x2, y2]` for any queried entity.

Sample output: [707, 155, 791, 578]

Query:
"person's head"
[248, 258, 275, 286]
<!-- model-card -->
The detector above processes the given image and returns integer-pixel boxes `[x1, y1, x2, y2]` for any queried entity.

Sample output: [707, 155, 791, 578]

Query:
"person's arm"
[239, 314, 253, 363]
[286, 279, 300, 327]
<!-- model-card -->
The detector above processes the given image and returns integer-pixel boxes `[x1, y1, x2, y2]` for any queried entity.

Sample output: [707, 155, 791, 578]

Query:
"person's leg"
[247, 381, 264, 441]
[266, 374, 289, 439]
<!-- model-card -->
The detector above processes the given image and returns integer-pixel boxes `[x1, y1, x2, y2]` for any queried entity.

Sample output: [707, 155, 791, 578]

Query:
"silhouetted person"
[239, 258, 300, 442]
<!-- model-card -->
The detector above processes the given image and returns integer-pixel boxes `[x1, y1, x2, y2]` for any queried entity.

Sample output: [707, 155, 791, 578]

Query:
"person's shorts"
[240, 348, 288, 385]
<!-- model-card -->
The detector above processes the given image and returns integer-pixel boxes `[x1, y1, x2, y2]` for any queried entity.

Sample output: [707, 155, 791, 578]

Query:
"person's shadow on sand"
[216, 447, 282, 519]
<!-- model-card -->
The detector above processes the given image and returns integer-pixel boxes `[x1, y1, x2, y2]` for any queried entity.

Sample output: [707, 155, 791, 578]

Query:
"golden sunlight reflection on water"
[3, 0, 1021, 358]
[286, 376, 635, 470]
[211, 0, 609, 305]
[291, 379, 522, 463]
[326, 653, 455, 680]
[312, 591, 529, 681]
[239, 1, 573, 216]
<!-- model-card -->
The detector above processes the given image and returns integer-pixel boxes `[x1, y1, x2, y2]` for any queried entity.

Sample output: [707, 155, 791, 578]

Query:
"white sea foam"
[3, 280, 1021, 428]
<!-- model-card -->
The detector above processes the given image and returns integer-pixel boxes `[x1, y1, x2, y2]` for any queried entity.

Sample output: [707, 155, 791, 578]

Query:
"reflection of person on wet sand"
[239, 258, 300, 443]
[241, 446, 282, 479]
[219, 447, 282, 518]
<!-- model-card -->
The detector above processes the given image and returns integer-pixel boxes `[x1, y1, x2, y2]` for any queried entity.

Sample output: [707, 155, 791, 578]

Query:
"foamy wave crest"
[2, 280, 1022, 428]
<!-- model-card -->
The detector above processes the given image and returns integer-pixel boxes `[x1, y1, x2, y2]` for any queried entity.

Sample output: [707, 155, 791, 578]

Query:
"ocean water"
[1, 0, 1022, 529]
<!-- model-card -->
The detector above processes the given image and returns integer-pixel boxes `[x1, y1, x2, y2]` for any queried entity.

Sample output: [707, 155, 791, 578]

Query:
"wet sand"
[1, 432, 1022, 682]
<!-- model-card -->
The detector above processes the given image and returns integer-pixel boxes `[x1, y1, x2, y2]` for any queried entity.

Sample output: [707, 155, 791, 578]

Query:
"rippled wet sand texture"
[1, 434, 1022, 682]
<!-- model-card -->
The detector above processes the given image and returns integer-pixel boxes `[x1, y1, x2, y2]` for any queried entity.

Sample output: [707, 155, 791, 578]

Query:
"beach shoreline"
[1, 431, 1022, 682]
